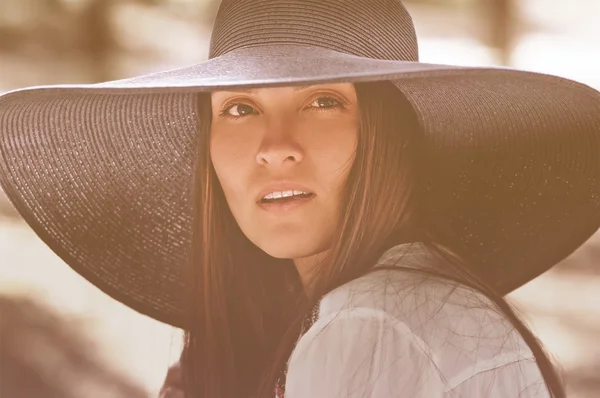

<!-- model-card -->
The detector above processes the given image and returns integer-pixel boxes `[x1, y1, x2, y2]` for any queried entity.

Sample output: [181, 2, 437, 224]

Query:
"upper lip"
[256, 181, 315, 203]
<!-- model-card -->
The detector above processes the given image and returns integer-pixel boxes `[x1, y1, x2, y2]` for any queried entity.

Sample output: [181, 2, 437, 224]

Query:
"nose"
[256, 129, 304, 167]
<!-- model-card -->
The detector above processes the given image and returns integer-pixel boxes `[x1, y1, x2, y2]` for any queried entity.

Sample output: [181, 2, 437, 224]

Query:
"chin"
[262, 242, 317, 260]
[255, 234, 324, 260]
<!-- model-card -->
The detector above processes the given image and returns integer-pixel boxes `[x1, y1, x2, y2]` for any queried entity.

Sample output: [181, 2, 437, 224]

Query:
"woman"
[0, 1, 599, 397]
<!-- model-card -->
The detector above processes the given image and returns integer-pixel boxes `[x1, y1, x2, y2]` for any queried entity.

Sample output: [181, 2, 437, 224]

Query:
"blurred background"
[0, 0, 599, 397]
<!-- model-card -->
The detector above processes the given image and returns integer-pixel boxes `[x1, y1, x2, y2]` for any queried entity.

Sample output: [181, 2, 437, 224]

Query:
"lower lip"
[257, 195, 315, 213]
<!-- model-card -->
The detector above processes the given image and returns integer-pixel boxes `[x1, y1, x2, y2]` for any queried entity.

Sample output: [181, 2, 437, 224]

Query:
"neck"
[293, 249, 329, 298]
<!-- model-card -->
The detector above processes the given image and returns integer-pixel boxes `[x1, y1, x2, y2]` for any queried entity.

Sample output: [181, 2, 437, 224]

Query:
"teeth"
[262, 190, 310, 200]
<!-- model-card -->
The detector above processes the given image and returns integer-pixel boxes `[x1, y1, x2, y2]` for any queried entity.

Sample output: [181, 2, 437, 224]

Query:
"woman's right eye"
[220, 103, 257, 118]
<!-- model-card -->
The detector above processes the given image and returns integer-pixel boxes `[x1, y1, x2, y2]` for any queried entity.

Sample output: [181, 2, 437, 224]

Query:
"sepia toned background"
[0, 0, 599, 397]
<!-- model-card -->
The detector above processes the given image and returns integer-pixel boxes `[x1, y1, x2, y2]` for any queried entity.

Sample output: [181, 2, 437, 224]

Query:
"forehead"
[210, 83, 355, 97]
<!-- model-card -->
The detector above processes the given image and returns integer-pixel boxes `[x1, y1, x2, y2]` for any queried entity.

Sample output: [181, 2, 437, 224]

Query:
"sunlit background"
[0, 0, 599, 397]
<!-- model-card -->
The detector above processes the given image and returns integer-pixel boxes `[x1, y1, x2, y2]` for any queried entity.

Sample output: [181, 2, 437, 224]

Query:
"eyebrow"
[217, 85, 311, 94]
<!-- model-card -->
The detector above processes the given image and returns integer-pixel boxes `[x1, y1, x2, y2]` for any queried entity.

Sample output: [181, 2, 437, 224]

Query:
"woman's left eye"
[309, 96, 344, 110]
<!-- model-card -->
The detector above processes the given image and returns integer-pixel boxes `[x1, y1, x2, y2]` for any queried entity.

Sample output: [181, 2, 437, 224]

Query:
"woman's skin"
[210, 83, 360, 288]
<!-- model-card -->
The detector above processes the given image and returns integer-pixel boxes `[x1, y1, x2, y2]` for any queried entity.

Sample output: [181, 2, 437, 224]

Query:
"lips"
[260, 190, 313, 203]
[257, 192, 316, 213]
[256, 182, 315, 203]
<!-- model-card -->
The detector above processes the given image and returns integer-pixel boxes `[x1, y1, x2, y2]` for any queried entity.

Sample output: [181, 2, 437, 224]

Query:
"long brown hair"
[181, 81, 565, 397]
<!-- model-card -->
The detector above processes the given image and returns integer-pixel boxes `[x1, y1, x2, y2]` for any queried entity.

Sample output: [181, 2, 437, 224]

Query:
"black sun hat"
[0, 0, 599, 328]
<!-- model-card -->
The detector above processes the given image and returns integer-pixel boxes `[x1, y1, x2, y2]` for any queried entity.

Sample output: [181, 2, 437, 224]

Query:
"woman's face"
[210, 83, 359, 266]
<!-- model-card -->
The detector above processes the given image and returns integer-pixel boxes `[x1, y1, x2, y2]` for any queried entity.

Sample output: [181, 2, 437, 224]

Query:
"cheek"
[307, 119, 358, 186]
[209, 126, 257, 200]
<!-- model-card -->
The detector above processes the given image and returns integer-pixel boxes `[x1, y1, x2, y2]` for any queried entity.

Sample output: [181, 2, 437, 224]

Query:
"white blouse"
[284, 244, 551, 397]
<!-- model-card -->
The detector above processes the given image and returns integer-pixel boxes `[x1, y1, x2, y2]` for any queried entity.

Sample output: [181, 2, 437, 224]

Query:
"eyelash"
[218, 95, 347, 120]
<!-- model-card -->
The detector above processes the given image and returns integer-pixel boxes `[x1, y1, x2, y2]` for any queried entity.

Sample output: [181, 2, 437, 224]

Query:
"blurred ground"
[0, 1, 599, 397]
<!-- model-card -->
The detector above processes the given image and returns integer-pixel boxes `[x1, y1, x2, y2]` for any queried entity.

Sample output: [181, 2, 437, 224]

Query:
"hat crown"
[208, 0, 419, 61]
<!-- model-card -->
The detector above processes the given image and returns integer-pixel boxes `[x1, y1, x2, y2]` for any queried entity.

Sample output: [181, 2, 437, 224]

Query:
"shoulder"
[317, 243, 505, 328]
[159, 362, 184, 398]
[286, 244, 548, 397]
[319, 243, 531, 356]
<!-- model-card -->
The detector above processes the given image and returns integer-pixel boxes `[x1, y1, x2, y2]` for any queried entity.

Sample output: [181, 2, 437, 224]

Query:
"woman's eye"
[309, 96, 343, 109]
[221, 103, 256, 118]
[219, 96, 344, 118]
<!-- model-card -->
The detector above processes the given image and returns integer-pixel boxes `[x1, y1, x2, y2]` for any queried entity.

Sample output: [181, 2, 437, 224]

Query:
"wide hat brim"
[1, 44, 599, 328]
